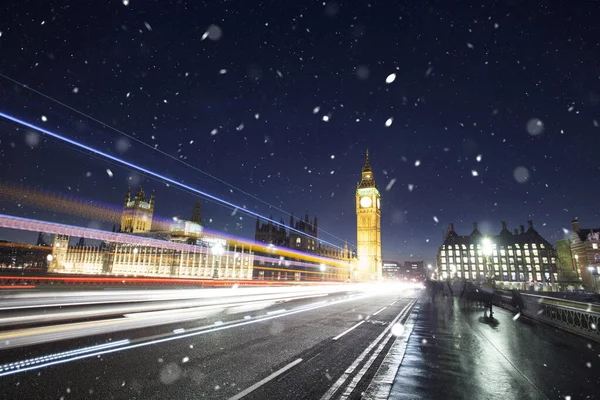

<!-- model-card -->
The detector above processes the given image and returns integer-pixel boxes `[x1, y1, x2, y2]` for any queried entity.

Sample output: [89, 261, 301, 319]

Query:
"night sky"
[1, 0, 600, 265]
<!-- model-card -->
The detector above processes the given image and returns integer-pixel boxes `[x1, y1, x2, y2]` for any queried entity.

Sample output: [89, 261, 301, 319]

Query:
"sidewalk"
[365, 295, 599, 400]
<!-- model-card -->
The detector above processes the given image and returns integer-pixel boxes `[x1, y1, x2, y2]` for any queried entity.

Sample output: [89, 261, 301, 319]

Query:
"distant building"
[382, 261, 400, 280]
[0, 240, 50, 271]
[436, 221, 557, 288]
[49, 187, 254, 280]
[401, 261, 426, 281]
[120, 187, 155, 233]
[570, 219, 600, 293]
[254, 212, 355, 281]
[555, 239, 580, 283]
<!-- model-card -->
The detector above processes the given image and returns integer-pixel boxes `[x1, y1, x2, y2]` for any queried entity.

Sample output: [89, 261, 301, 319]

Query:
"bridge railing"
[497, 290, 600, 343]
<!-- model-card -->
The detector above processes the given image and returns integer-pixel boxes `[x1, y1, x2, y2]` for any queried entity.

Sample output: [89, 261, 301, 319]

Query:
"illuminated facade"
[436, 221, 557, 286]
[570, 219, 600, 293]
[356, 150, 382, 280]
[120, 187, 154, 233]
[49, 190, 254, 279]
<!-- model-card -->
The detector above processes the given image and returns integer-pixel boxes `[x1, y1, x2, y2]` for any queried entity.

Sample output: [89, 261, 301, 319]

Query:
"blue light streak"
[0, 110, 345, 251]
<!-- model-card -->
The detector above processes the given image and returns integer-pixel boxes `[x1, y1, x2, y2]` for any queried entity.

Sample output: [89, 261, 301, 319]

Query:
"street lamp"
[212, 242, 225, 279]
[481, 237, 494, 286]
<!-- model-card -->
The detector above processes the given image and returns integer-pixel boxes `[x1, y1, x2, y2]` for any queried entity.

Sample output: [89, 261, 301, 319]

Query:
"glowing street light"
[320, 263, 326, 281]
[212, 242, 225, 279]
[481, 237, 494, 285]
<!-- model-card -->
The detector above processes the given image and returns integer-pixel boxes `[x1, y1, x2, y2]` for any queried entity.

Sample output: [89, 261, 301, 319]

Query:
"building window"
[508, 250, 514, 256]
[532, 250, 539, 256]
[462, 244, 467, 250]
[449, 257, 454, 263]
[463, 257, 468, 263]
[593, 243, 598, 250]
[493, 257, 498, 263]
[455, 250, 460, 256]
[532, 243, 537, 249]
[441, 250, 446, 256]
[542, 257, 548, 263]
[469, 250, 475, 256]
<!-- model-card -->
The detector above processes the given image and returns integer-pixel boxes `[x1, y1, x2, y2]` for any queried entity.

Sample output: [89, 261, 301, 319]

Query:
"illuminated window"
[455, 250, 460, 256]
[508, 250, 514, 256]
[470, 257, 475, 263]
[462, 244, 467, 250]
[493, 257, 498, 263]
[524, 244, 529, 249]
[449, 257, 454, 263]
[536, 272, 542, 281]
[516, 250, 522, 256]
[551, 257, 556, 263]
[526, 257, 531, 264]
[441, 250, 446, 256]
[500, 249, 506, 256]
[535, 265, 540, 271]
[469, 244, 474, 249]
[593, 243, 598, 250]
[533, 250, 538, 256]
[463, 257, 468, 263]
[470, 250, 475, 256]
[478, 257, 483, 263]
[540, 244, 545, 248]
[447, 245, 452, 249]
[526, 264, 532, 271]
[509, 258, 514, 264]
[515, 244, 520, 249]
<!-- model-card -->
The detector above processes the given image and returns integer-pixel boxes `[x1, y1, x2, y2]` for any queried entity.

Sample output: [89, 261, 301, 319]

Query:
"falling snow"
[385, 73, 396, 84]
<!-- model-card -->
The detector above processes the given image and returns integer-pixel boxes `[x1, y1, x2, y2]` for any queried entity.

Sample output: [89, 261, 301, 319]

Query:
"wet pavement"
[368, 295, 599, 400]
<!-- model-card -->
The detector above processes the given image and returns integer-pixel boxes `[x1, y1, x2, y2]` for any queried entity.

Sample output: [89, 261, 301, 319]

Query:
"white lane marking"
[372, 306, 387, 316]
[0, 340, 129, 372]
[390, 301, 397, 305]
[320, 299, 417, 400]
[172, 328, 184, 334]
[332, 321, 366, 341]
[228, 358, 303, 400]
[0, 293, 371, 378]
[340, 302, 416, 399]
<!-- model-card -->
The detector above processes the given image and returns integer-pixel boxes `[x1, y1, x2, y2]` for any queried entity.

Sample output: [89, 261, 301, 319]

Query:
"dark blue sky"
[1, 0, 599, 265]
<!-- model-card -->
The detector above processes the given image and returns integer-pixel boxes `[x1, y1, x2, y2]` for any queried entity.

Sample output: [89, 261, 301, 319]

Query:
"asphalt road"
[0, 286, 420, 400]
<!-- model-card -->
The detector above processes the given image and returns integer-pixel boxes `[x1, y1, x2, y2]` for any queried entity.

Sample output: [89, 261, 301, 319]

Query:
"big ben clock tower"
[356, 150, 382, 280]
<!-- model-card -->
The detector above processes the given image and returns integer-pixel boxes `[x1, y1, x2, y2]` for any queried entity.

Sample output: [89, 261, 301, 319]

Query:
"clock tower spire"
[356, 150, 382, 280]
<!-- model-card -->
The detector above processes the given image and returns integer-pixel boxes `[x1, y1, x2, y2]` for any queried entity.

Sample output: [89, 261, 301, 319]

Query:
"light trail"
[0, 72, 354, 248]
[0, 109, 347, 252]
[0, 291, 373, 378]
[0, 213, 352, 272]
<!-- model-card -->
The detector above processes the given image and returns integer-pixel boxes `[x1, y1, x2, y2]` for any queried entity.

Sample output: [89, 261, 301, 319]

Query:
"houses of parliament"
[48, 151, 384, 282]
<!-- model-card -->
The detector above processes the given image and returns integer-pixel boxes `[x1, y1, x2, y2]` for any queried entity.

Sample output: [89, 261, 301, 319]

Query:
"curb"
[361, 300, 421, 400]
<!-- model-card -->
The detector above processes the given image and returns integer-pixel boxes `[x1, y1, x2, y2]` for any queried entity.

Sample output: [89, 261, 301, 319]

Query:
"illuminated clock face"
[360, 196, 372, 208]
[377, 198, 380, 209]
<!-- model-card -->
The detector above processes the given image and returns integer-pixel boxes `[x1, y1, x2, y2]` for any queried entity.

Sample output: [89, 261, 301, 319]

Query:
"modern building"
[570, 219, 600, 293]
[401, 261, 427, 281]
[382, 260, 400, 280]
[0, 240, 51, 272]
[436, 221, 558, 288]
[356, 150, 382, 280]
[49, 188, 254, 280]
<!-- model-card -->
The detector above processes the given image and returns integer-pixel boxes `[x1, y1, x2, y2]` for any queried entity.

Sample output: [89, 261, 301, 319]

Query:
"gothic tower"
[120, 187, 155, 233]
[356, 150, 382, 280]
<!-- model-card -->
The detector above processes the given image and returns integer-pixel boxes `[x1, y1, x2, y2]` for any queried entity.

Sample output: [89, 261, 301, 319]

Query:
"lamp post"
[588, 266, 598, 293]
[481, 237, 494, 286]
[212, 242, 225, 279]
